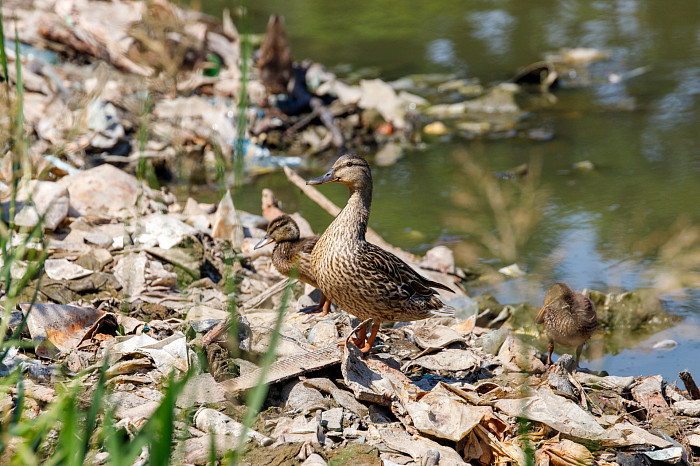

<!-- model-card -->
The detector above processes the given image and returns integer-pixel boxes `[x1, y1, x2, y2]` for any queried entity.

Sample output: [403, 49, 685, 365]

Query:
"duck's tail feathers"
[430, 305, 455, 317]
[425, 279, 455, 294]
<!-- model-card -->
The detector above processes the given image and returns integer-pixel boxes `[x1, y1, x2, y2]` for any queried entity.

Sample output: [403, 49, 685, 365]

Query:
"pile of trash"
[1, 0, 638, 182]
[0, 158, 697, 465]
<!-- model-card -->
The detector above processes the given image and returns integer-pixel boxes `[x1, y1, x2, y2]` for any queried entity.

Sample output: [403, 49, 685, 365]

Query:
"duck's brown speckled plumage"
[307, 154, 454, 332]
[536, 282, 598, 365]
[255, 215, 332, 318]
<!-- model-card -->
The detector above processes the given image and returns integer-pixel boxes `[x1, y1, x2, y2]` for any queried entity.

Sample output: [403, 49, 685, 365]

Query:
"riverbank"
[1, 1, 699, 464]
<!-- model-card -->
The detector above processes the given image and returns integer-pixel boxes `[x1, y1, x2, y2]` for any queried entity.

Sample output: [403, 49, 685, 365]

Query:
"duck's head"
[306, 154, 372, 191]
[254, 215, 300, 249]
[543, 282, 574, 307]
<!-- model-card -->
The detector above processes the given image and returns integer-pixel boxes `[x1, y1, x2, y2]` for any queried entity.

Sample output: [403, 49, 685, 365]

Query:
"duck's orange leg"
[301, 295, 332, 323]
[315, 296, 332, 319]
[336, 318, 377, 353]
[357, 323, 380, 353]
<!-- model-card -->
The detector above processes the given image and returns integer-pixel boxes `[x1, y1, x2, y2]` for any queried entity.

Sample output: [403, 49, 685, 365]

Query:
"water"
[198, 0, 700, 379]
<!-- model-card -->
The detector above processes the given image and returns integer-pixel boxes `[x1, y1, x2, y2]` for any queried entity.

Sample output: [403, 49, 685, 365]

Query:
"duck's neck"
[333, 184, 372, 241]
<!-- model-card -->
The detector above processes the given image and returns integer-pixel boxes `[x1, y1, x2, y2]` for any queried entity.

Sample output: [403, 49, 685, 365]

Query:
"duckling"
[254, 215, 332, 318]
[306, 154, 454, 352]
[536, 282, 598, 365]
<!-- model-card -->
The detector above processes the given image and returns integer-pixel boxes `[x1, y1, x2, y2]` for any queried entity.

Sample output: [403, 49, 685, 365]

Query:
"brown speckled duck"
[306, 154, 454, 352]
[254, 215, 332, 318]
[536, 282, 598, 365]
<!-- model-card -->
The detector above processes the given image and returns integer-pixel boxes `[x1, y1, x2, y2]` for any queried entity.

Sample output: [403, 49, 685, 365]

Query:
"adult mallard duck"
[306, 154, 454, 352]
[255, 215, 332, 318]
[536, 282, 598, 365]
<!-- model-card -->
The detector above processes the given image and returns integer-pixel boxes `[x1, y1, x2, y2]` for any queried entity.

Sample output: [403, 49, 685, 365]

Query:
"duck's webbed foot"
[301, 296, 332, 323]
[335, 319, 378, 354]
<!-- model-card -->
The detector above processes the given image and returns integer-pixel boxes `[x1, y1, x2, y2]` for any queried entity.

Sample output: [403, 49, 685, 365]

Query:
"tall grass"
[233, 2, 251, 187]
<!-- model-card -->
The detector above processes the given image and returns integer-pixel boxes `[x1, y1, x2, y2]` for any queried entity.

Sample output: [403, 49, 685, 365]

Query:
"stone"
[58, 164, 138, 217]
[321, 407, 343, 432]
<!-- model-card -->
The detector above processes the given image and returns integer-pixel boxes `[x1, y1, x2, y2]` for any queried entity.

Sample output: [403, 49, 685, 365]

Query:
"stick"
[311, 97, 344, 148]
[283, 166, 418, 264]
[680, 370, 700, 400]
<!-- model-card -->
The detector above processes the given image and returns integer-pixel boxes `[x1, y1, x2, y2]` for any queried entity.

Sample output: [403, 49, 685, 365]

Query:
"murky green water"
[199, 1, 700, 378]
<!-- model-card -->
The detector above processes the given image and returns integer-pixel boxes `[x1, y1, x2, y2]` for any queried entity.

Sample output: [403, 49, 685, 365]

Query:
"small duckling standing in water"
[536, 282, 598, 365]
[255, 215, 332, 319]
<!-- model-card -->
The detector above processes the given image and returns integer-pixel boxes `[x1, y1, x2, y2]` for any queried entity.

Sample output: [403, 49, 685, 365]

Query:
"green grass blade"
[233, 2, 250, 187]
[77, 362, 108, 464]
[229, 269, 296, 464]
[0, 3, 8, 86]
[13, 26, 22, 132]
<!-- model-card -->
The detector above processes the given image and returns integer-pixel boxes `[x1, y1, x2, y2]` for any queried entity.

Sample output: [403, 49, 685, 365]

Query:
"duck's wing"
[535, 305, 547, 324]
[572, 294, 599, 331]
[289, 236, 320, 287]
[357, 242, 454, 299]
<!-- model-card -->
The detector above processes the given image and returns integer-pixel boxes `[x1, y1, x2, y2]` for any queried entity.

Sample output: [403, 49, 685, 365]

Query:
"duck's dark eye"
[346, 162, 353, 167]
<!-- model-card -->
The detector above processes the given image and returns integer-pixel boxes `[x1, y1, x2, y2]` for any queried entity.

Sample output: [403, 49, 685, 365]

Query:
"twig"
[201, 278, 290, 346]
[310, 97, 344, 148]
[680, 370, 700, 400]
[283, 166, 418, 264]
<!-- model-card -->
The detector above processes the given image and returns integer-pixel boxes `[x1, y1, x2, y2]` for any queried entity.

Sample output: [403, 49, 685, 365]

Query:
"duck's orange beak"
[306, 169, 338, 185]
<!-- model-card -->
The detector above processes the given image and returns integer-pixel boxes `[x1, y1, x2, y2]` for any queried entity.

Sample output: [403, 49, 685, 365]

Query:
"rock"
[194, 408, 272, 446]
[672, 399, 700, 417]
[44, 258, 93, 280]
[135, 213, 196, 249]
[186, 306, 230, 333]
[476, 327, 509, 355]
[303, 378, 369, 418]
[374, 142, 402, 167]
[308, 320, 339, 347]
[177, 373, 227, 408]
[409, 348, 479, 372]
[212, 190, 244, 249]
[9, 180, 69, 230]
[300, 453, 327, 466]
[409, 324, 463, 351]
[423, 121, 448, 135]
[420, 245, 455, 273]
[497, 334, 545, 373]
[184, 434, 239, 464]
[58, 164, 138, 217]
[321, 407, 343, 432]
[573, 160, 595, 172]
[631, 375, 679, 435]
[281, 380, 328, 413]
